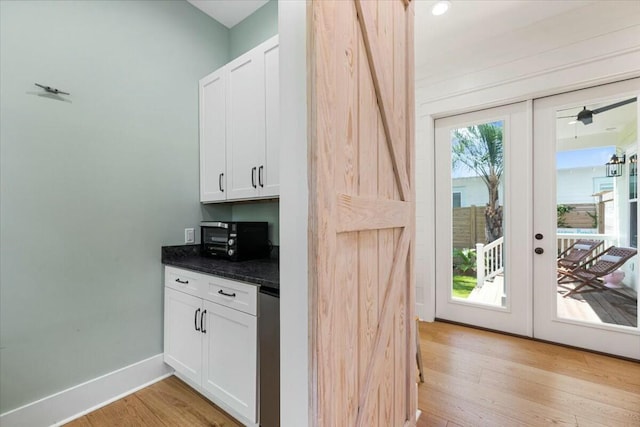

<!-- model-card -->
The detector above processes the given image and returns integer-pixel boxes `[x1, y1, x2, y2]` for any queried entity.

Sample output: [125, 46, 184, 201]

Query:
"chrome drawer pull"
[175, 278, 189, 284]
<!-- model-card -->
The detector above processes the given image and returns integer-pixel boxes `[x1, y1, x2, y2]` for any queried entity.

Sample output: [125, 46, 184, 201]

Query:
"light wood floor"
[66, 321, 640, 427]
[417, 321, 640, 427]
[65, 375, 241, 427]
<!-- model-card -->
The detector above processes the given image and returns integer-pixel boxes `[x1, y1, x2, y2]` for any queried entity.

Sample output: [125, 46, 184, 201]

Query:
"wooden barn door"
[308, 1, 416, 426]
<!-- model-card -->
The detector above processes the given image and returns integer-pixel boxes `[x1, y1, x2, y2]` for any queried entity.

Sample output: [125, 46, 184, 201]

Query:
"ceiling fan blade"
[592, 97, 636, 115]
[557, 115, 576, 119]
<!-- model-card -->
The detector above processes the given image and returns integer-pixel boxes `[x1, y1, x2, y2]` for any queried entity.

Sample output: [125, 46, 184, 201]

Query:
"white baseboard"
[0, 354, 174, 427]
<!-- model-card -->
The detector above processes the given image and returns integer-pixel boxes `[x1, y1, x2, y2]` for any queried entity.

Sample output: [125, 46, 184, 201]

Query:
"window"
[452, 192, 461, 208]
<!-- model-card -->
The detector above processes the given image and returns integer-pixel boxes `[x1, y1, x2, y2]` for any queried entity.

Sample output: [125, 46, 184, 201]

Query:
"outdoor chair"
[558, 246, 637, 302]
[557, 239, 604, 274]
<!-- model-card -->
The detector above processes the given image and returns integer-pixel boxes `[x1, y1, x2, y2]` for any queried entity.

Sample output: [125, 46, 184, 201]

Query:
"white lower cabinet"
[164, 288, 203, 386]
[202, 301, 257, 422]
[163, 267, 258, 426]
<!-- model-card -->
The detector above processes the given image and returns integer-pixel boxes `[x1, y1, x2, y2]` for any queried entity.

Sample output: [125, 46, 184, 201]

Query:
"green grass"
[452, 275, 477, 299]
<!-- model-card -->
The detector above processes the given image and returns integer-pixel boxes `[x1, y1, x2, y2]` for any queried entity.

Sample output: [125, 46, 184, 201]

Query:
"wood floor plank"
[416, 411, 448, 427]
[64, 416, 92, 427]
[422, 367, 579, 426]
[135, 376, 241, 427]
[478, 367, 640, 425]
[85, 395, 165, 427]
[418, 382, 527, 427]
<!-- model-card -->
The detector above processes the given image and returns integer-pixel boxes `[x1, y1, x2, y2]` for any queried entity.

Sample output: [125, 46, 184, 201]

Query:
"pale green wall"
[229, 0, 278, 59]
[0, 0, 231, 413]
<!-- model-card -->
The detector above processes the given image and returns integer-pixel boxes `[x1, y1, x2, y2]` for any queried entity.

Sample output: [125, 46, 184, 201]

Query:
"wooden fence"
[453, 206, 486, 249]
[453, 203, 599, 249]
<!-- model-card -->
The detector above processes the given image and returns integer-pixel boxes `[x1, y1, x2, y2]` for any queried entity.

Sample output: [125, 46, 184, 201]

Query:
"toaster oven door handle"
[203, 222, 229, 229]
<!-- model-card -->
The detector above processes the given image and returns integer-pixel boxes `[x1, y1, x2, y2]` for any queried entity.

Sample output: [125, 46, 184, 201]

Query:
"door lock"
[535, 247, 544, 254]
[535, 233, 544, 240]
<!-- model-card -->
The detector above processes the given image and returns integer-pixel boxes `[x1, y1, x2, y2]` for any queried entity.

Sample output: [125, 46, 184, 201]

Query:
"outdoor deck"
[467, 275, 638, 327]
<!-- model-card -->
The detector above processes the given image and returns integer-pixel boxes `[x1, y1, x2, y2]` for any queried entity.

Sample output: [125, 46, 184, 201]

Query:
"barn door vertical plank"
[357, 21, 381, 427]
[333, 0, 360, 424]
[392, 1, 408, 424]
[375, 0, 399, 421]
[308, 1, 338, 425]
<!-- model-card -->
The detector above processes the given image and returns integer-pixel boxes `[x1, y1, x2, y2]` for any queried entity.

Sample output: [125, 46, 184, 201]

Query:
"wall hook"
[35, 83, 70, 96]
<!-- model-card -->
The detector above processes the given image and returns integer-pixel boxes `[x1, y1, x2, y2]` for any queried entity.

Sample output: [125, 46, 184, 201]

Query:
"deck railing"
[474, 233, 617, 289]
[476, 236, 504, 288]
[556, 233, 617, 256]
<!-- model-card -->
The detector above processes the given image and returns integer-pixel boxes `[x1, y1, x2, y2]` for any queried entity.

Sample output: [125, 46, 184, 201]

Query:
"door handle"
[535, 247, 544, 254]
[194, 308, 201, 331]
[258, 165, 264, 188]
[251, 167, 257, 188]
[200, 309, 207, 334]
[219, 173, 224, 192]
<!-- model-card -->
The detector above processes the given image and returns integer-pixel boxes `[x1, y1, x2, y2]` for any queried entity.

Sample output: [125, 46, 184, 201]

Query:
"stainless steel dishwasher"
[259, 288, 280, 427]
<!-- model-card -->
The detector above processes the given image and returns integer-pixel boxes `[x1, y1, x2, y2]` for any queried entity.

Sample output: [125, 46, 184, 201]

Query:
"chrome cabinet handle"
[218, 289, 236, 298]
[251, 167, 257, 188]
[200, 309, 207, 334]
[175, 278, 188, 284]
[219, 173, 224, 192]
[258, 165, 264, 187]
[194, 308, 201, 331]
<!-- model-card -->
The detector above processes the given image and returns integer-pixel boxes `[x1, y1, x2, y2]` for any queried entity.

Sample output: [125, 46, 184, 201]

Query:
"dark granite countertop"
[162, 245, 279, 296]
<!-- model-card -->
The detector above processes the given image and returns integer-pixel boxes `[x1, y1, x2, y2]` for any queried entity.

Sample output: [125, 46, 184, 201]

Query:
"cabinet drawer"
[165, 266, 203, 296]
[202, 275, 258, 316]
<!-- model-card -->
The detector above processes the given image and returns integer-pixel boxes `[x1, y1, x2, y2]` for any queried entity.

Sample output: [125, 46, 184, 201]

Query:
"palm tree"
[452, 123, 504, 243]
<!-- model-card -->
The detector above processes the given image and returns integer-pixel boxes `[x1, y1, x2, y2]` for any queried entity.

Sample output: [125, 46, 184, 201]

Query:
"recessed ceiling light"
[432, 0, 451, 16]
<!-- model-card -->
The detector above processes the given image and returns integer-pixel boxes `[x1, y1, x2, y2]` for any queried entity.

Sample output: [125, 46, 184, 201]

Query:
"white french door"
[533, 79, 640, 359]
[435, 80, 640, 359]
[435, 102, 532, 336]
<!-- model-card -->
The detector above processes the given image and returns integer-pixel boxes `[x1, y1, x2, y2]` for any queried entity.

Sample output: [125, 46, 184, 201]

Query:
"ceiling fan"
[557, 97, 636, 125]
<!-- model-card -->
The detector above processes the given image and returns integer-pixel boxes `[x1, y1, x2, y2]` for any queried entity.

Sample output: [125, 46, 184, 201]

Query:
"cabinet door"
[260, 38, 280, 198]
[201, 301, 257, 423]
[199, 69, 227, 202]
[226, 50, 265, 200]
[164, 288, 203, 386]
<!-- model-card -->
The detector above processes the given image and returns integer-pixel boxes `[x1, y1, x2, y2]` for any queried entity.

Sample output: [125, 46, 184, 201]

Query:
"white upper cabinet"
[261, 39, 280, 197]
[199, 69, 226, 202]
[226, 48, 266, 200]
[200, 35, 279, 203]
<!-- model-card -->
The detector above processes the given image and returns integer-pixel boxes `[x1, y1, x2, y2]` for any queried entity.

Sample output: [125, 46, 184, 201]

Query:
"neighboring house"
[453, 165, 613, 208]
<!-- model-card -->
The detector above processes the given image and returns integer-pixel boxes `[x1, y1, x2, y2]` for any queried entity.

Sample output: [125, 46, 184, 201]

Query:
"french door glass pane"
[555, 97, 638, 327]
[450, 121, 506, 308]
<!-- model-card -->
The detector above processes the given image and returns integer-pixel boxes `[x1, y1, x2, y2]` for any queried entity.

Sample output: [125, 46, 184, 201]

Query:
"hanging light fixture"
[605, 153, 626, 178]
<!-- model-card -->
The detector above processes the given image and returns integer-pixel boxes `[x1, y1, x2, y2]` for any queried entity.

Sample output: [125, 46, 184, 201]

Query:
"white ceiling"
[414, 0, 638, 147]
[414, 0, 596, 86]
[187, 0, 268, 28]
